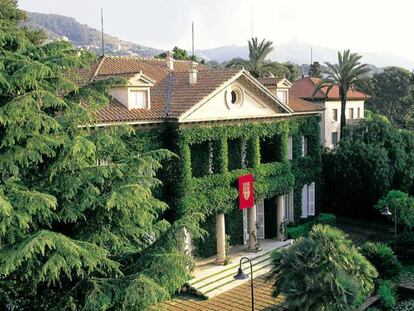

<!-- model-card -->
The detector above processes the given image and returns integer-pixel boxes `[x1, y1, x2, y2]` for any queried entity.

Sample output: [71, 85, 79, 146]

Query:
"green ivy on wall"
[123, 116, 321, 258]
[173, 116, 321, 258]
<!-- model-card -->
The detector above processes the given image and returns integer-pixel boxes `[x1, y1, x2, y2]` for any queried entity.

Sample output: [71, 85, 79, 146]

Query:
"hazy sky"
[18, 0, 414, 62]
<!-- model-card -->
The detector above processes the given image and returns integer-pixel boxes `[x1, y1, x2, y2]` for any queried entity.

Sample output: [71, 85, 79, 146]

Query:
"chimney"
[166, 51, 174, 71]
[189, 61, 198, 85]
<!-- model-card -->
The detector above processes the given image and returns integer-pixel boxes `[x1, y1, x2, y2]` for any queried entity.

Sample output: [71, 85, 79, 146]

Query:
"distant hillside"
[198, 41, 414, 70]
[23, 12, 162, 57]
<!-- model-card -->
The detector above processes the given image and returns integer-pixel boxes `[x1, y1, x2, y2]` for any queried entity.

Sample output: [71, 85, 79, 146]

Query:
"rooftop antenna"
[101, 8, 105, 56]
[310, 46, 313, 64]
[192, 21, 195, 60]
[250, 3, 254, 38]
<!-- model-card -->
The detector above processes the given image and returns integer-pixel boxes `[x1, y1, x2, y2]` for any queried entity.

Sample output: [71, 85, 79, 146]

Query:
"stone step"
[201, 258, 273, 298]
[187, 240, 292, 299]
[189, 249, 273, 287]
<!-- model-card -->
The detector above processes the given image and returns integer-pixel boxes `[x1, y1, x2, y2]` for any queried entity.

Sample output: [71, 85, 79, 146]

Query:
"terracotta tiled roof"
[80, 56, 245, 123]
[291, 76, 368, 100]
[79, 56, 321, 124]
[257, 77, 282, 86]
[289, 95, 325, 113]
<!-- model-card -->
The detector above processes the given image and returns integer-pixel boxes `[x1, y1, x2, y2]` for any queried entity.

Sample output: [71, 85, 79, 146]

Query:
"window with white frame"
[276, 89, 288, 104]
[130, 89, 148, 109]
[284, 190, 294, 223]
[301, 182, 315, 218]
[357, 107, 361, 119]
[288, 136, 293, 160]
[332, 109, 338, 122]
[301, 136, 308, 157]
[348, 108, 354, 120]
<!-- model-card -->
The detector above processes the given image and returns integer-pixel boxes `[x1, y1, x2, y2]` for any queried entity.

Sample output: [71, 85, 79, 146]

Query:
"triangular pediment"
[277, 78, 292, 89]
[128, 72, 155, 87]
[179, 73, 292, 123]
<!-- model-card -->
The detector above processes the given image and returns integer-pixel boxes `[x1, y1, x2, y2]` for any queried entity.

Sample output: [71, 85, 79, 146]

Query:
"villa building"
[81, 54, 324, 270]
[291, 76, 368, 149]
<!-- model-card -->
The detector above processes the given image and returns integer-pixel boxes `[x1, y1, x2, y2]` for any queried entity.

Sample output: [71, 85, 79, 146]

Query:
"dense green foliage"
[322, 115, 414, 219]
[312, 50, 371, 133]
[226, 37, 290, 78]
[174, 116, 321, 257]
[375, 190, 414, 230]
[396, 231, 414, 263]
[269, 225, 378, 311]
[368, 66, 414, 128]
[377, 280, 397, 311]
[361, 242, 402, 280]
[285, 213, 336, 239]
[0, 2, 194, 309]
[395, 299, 414, 311]
[283, 62, 299, 81]
[308, 61, 323, 78]
[156, 46, 205, 64]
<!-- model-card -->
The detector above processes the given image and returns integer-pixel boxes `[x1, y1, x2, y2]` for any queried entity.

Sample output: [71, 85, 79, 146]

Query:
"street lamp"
[381, 206, 397, 250]
[234, 256, 254, 311]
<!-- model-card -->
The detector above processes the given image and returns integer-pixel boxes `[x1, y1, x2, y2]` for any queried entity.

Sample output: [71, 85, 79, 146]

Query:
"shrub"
[317, 213, 337, 225]
[285, 213, 336, 239]
[395, 299, 414, 311]
[361, 242, 402, 280]
[286, 223, 311, 239]
[396, 231, 414, 263]
[375, 190, 414, 230]
[269, 225, 378, 311]
[377, 280, 397, 311]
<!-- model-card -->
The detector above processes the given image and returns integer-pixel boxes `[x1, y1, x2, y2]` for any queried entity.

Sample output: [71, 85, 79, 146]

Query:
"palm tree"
[312, 50, 371, 134]
[226, 37, 289, 78]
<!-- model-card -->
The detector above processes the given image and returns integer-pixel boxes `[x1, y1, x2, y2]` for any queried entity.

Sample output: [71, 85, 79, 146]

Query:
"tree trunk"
[340, 87, 348, 138]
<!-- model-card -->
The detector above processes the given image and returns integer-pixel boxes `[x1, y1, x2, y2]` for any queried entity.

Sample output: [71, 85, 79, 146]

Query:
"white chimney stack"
[189, 61, 198, 85]
[166, 51, 174, 71]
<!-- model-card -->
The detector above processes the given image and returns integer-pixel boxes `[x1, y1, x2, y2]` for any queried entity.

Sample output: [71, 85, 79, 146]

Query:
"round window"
[231, 90, 238, 104]
[226, 87, 244, 109]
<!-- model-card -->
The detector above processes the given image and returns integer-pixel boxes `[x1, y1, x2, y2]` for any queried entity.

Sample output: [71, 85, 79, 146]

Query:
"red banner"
[238, 174, 254, 209]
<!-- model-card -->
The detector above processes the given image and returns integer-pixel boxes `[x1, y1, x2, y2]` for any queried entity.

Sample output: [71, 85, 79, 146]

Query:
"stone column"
[215, 213, 226, 264]
[277, 195, 285, 241]
[248, 204, 257, 250]
[182, 227, 192, 256]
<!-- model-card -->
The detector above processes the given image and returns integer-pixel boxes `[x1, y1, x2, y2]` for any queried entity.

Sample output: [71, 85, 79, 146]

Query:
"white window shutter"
[301, 136, 305, 156]
[301, 185, 308, 218]
[288, 136, 293, 160]
[308, 182, 315, 216]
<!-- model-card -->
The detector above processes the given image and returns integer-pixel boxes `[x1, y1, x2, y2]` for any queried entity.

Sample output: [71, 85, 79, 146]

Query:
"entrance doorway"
[264, 196, 278, 239]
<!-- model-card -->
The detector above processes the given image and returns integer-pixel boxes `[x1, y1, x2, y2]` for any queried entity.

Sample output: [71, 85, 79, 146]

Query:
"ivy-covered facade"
[84, 55, 323, 261]
[127, 115, 321, 259]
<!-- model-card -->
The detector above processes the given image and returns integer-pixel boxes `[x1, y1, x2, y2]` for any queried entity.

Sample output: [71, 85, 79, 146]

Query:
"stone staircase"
[186, 240, 291, 299]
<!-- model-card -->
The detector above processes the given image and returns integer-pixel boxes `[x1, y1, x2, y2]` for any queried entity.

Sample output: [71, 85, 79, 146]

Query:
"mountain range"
[24, 11, 414, 70]
[24, 12, 162, 57]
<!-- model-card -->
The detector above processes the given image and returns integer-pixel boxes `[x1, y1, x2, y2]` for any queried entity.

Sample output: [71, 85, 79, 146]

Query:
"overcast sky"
[18, 0, 414, 62]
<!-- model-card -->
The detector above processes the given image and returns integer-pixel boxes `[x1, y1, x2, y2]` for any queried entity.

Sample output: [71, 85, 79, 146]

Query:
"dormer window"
[110, 72, 154, 111]
[277, 89, 288, 104]
[130, 89, 148, 109]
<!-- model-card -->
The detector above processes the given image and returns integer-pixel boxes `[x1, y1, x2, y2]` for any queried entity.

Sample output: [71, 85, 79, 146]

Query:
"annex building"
[292, 76, 368, 149]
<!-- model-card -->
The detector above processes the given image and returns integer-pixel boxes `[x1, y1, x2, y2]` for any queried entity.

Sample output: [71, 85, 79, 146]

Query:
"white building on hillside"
[291, 76, 368, 149]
